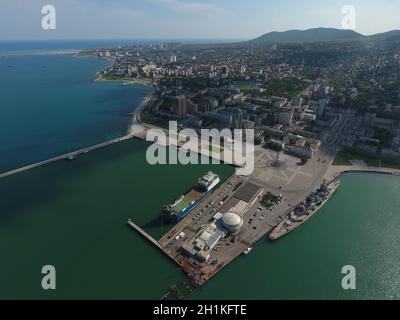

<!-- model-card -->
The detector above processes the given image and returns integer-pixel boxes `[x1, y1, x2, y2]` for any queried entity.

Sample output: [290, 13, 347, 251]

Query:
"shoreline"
[324, 165, 400, 181]
[87, 51, 158, 133]
[2, 54, 400, 180]
[93, 75, 157, 135]
[0, 53, 156, 178]
[94, 74, 155, 87]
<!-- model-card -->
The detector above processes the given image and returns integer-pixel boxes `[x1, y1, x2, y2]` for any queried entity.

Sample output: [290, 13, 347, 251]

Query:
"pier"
[0, 90, 155, 180]
[127, 219, 163, 251]
[0, 134, 136, 179]
[127, 219, 183, 271]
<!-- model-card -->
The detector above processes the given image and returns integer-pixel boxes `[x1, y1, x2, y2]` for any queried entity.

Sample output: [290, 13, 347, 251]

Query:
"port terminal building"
[180, 182, 264, 263]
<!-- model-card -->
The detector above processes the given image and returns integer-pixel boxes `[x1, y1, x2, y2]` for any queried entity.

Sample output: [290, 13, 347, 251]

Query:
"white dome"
[222, 211, 243, 232]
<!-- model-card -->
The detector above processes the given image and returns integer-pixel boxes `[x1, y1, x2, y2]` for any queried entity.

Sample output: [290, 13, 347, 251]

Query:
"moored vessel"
[269, 180, 341, 241]
[163, 172, 220, 222]
[243, 247, 253, 255]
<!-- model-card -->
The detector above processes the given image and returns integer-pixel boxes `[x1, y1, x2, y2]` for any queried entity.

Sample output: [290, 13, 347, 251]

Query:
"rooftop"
[234, 182, 264, 204]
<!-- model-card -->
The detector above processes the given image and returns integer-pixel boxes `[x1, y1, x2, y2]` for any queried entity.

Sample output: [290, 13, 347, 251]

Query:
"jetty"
[0, 85, 156, 180]
[127, 219, 163, 251]
[270, 180, 341, 241]
[0, 134, 137, 179]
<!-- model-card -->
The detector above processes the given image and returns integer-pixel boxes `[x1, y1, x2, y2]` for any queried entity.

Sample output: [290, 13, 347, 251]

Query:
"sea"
[0, 41, 399, 300]
[0, 40, 155, 173]
[0, 39, 243, 173]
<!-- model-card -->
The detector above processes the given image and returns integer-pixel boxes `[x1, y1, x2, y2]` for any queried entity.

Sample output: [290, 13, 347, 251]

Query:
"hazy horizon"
[1, 0, 399, 40]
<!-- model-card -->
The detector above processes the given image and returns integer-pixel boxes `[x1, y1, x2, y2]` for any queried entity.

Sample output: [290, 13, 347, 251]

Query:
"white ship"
[197, 172, 220, 192]
[243, 247, 253, 255]
[164, 172, 221, 222]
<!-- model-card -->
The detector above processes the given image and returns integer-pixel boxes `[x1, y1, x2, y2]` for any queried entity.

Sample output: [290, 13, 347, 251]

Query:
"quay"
[124, 138, 400, 289]
[270, 180, 341, 241]
[324, 165, 400, 181]
[128, 174, 275, 287]
[3, 101, 400, 293]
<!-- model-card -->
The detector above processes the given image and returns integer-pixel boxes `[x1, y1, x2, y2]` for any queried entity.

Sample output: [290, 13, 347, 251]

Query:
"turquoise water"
[0, 148, 399, 299]
[193, 173, 400, 300]
[0, 54, 151, 173]
[1, 43, 400, 300]
[0, 140, 234, 299]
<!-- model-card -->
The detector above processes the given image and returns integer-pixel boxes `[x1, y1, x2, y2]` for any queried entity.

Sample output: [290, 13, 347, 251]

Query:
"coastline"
[94, 74, 154, 87]
[71, 52, 155, 138]
[0, 52, 155, 178]
[87, 49, 158, 135]
[87, 51, 157, 132]
[324, 164, 400, 181]
[267, 165, 400, 242]
[3, 52, 400, 182]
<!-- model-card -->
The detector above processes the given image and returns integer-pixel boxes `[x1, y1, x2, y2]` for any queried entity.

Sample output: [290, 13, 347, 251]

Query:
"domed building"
[221, 211, 243, 233]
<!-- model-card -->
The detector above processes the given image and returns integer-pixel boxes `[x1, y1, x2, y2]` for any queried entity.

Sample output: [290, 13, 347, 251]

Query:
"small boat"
[243, 247, 253, 255]
[66, 155, 77, 161]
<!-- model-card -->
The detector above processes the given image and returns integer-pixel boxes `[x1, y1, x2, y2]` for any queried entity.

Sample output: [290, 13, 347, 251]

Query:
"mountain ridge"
[250, 27, 400, 44]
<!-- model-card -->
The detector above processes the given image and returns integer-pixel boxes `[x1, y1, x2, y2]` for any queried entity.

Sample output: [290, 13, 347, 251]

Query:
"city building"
[279, 111, 294, 125]
[166, 95, 187, 119]
[181, 182, 263, 263]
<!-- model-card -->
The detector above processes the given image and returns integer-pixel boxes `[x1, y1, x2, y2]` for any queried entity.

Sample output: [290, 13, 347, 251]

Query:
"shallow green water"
[193, 173, 400, 300]
[0, 140, 233, 299]
[1, 143, 399, 299]
[0, 54, 151, 173]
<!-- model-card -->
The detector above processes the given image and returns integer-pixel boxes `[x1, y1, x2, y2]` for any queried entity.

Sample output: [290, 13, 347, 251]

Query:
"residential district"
[83, 34, 400, 163]
[81, 31, 400, 298]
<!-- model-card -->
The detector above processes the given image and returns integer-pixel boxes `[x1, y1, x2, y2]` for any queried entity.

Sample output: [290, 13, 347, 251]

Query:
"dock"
[127, 219, 183, 271]
[127, 219, 163, 251]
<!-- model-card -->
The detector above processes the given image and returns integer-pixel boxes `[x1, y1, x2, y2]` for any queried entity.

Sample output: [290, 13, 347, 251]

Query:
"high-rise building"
[233, 109, 244, 129]
[172, 95, 187, 119]
[318, 99, 328, 117]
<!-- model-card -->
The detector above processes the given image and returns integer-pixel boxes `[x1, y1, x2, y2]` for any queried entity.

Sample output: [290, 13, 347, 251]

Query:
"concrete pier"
[0, 134, 135, 179]
[127, 219, 163, 251]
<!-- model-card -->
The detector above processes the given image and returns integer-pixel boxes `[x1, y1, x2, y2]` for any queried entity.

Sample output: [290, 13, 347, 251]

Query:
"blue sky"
[0, 0, 399, 40]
